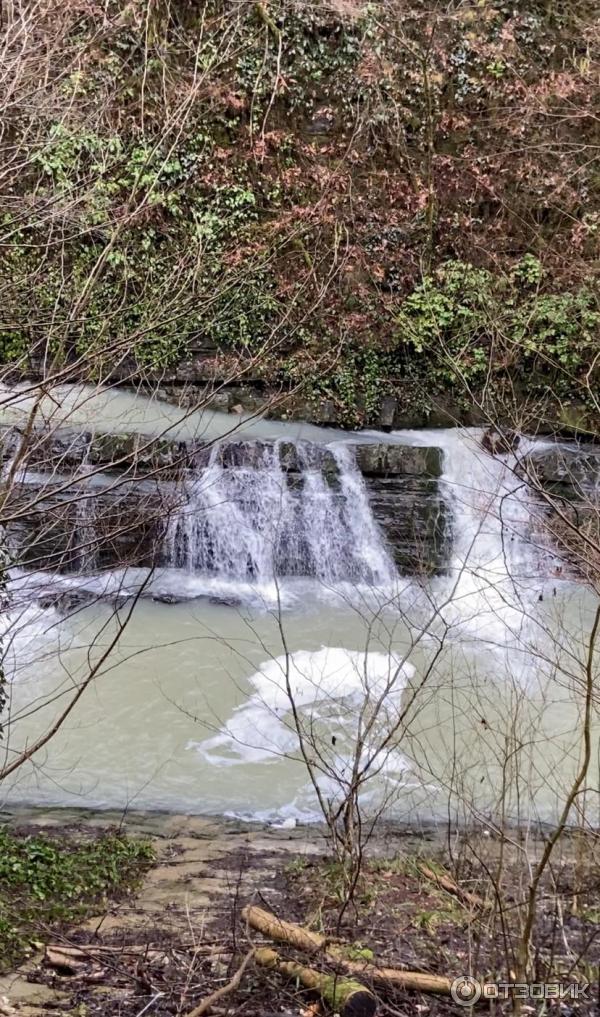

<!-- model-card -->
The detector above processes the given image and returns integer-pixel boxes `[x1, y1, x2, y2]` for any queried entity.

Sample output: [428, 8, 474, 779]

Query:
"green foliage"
[0, 332, 28, 364]
[302, 346, 393, 427]
[2, 0, 599, 427]
[512, 253, 543, 287]
[513, 290, 599, 372]
[396, 259, 600, 399]
[233, 5, 366, 120]
[208, 273, 280, 351]
[192, 185, 258, 248]
[0, 827, 154, 972]
[345, 944, 375, 961]
[32, 124, 105, 187]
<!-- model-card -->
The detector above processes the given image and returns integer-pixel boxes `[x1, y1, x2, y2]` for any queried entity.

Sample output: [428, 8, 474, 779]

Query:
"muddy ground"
[0, 808, 598, 1016]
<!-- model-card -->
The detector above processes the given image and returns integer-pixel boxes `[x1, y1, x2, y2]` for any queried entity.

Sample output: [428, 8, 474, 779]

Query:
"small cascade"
[72, 463, 99, 573]
[403, 427, 550, 640]
[164, 441, 396, 585]
[433, 429, 545, 583]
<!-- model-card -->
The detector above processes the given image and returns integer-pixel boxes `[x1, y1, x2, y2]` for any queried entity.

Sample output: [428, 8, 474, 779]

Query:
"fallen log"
[47, 942, 226, 955]
[417, 863, 490, 911]
[242, 906, 453, 995]
[44, 947, 87, 974]
[255, 947, 377, 1017]
[243, 907, 326, 953]
[44, 944, 166, 970]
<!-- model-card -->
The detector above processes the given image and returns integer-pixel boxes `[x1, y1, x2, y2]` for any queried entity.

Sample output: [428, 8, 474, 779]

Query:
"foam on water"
[6, 565, 301, 613]
[0, 602, 60, 681]
[194, 646, 414, 767]
[388, 427, 550, 645]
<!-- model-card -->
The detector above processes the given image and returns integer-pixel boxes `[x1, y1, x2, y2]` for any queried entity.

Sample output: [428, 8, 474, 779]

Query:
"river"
[1, 384, 598, 827]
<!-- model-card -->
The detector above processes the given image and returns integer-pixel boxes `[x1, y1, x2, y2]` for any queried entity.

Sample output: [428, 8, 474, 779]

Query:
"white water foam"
[194, 646, 414, 766]
[0, 602, 60, 682]
[390, 427, 550, 644]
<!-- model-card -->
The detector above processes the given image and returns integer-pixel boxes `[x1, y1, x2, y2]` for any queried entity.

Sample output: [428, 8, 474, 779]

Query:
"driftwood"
[44, 943, 168, 972]
[44, 948, 88, 974]
[46, 942, 227, 956]
[255, 947, 377, 1017]
[417, 863, 490, 911]
[242, 906, 453, 995]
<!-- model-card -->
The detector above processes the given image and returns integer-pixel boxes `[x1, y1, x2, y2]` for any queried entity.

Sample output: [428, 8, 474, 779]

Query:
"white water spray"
[164, 441, 396, 585]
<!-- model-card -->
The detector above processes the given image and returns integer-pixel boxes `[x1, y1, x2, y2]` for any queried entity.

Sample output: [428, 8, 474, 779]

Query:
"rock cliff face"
[2, 3, 599, 434]
[523, 446, 600, 494]
[3, 428, 449, 578]
[521, 443, 600, 577]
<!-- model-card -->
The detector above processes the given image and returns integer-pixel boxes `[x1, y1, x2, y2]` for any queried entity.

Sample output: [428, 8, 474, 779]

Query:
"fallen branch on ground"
[185, 948, 255, 1017]
[46, 942, 227, 959]
[242, 905, 454, 995]
[44, 944, 167, 971]
[417, 862, 490, 911]
[255, 947, 377, 1017]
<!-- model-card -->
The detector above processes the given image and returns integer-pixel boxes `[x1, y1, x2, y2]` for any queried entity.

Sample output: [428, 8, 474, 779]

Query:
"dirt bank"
[0, 808, 596, 1016]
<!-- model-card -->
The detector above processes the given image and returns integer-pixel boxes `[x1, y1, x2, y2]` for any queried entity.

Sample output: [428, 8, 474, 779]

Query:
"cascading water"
[164, 441, 396, 585]
[434, 429, 545, 580]
[391, 427, 549, 641]
[3, 381, 596, 821]
[72, 462, 99, 573]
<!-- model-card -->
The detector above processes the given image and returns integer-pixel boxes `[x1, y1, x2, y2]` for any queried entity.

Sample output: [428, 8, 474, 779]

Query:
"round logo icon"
[451, 976, 482, 1006]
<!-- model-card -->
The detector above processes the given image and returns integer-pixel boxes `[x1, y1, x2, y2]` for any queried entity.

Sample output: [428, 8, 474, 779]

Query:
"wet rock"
[7, 476, 168, 574]
[378, 396, 397, 432]
[1, 427, 90, 470]
[206, 392, 230, 413]
[481, 427, 520, 455]
[277, 441, 300, 472]
[152, 592, 181, 605]
[36, 589, 97, 613]
[208, 594, 243, 607]
[89, 432, 187, 475]
[353, 443, 442, 478]
[217, 440, 270, 469]
[0, 425, 189, 477]
[312, 398, 336, 425]
[523, 445, 600, 490]
[367, 476, 450, 574]
[156, 384, 221, 411]
[279, 442, 338, 478]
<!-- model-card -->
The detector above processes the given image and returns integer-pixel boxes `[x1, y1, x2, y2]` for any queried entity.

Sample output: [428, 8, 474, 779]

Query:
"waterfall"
[72, 462, 99, 573]
[395, 427, 549, 641]
[164, 441, 395, 585]
[433, 430, 545, 580]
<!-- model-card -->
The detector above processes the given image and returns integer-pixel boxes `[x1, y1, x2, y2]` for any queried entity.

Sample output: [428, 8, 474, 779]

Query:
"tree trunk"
[242, 905, 454, 994]
[255, 947, 377, 1017]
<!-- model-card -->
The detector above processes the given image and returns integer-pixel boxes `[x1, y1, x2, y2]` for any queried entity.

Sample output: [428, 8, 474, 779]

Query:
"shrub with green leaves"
[395, 259, 600, 400]
[0, 827, 154, 972]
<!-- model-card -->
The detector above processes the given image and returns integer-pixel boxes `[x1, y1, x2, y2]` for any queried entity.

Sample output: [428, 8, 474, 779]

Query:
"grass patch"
[0, 826, 154, 972]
